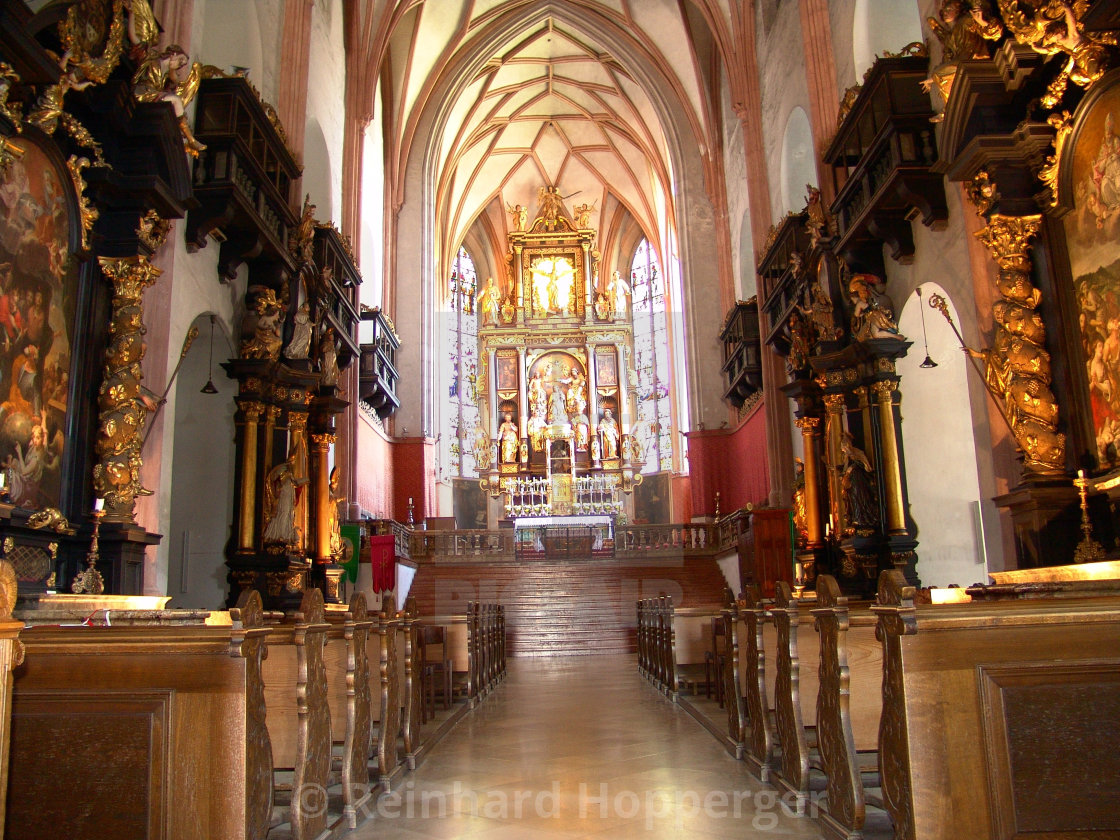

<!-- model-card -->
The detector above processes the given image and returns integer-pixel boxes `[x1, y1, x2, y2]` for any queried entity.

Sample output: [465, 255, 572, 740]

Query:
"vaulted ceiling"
[372, 0, 726, 278]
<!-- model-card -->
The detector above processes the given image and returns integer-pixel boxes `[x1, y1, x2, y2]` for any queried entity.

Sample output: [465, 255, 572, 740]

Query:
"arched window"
[441, 247, 481, 479]
[630, 239, 674, 473]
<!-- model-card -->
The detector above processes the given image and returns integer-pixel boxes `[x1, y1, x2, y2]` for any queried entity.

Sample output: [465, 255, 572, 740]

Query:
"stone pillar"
[796, 416, 823, 545]
[311, 432, 333, 562]
[236, 401, 263, 552]
[873, 381, 907, 535]
[93, 256, 160, 524]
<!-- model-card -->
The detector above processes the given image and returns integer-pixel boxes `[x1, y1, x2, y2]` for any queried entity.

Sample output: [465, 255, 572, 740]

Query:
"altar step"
[407, 556, 730, 657]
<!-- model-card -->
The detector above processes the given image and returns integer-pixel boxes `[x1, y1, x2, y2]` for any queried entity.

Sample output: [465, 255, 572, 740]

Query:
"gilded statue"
[506, 203, 527, 232]
[538, 185, 563, 225]
[132, 45, 207, 155]
[478, 277, 502, 327]
[498, 412, 519, 464]
[801, 278, 837, 344]
[594, 292, 611, 321]
[787, 311, 811, 375]
[792, 458, 808, 548]
[318, 326, 340, 387]
[291, 195, 317, 265]
[473, 426, 492, 471]
[527, 369, 547, 451]
[849, 275, 904, 342]
[997, 0, 1117, 106]
[327, 466, 345, 559]
[804, 185, 831, 245]
[599, 408, 620, 459]
[262, 451, 307, 547]
[924, 0, 1003, 113]
[240, 288, 284, 360]
[0, 62, 21, 125]
[574, 202, 595, 229]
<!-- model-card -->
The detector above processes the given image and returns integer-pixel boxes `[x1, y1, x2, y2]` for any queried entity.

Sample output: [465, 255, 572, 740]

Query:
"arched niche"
[780, 107, 816, 216]
[897, 285, 990, 588]
[302, 117, 335, 223]
[166, 313, 237, 608]
[197, 0, 264, 81]
[852, 0, 923, 79]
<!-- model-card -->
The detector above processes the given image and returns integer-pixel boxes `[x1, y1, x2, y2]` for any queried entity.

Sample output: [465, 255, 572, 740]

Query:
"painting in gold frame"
[0, 135, 76, 510]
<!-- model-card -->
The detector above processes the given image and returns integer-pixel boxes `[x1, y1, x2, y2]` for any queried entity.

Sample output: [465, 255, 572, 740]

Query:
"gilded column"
[488, 347, 498, 436]
[512, 244, 524, 324]
[94, 256, 161, 524]
[856, 386, 874, 467]
[237, 401, 263, 552]
[582, 240, 593, 319]
[517, 346, 528, 437]
[971, 212, 1065, 475]
[874, 381, 907, 535]
[822, 393, 845, 536]
[263, 404, 280, 478]
[311, 433, 334, 562]
[796, 416, 823, 545]
[289, 411, 310, 553]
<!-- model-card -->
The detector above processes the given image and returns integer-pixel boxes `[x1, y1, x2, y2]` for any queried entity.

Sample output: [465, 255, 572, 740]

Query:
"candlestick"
[1072, 472, 1105, 564]
[72, 507, 106, 594]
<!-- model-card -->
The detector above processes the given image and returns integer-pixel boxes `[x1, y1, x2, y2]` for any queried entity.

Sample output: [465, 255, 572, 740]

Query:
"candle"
[1078, 469, 1086, 479]
[94, 498, 105, 512]
[408, 497, 413, 505]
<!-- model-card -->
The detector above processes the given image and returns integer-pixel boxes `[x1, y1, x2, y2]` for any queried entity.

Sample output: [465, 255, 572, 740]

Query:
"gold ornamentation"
[0, 134, 24, 177]
[925, 1, 1003, 117]
[997, 0, 1118, 108]
[67, 156, 98, 252]
[136, 209, 170, 251]
[240, 288, 283, 360]
[0, 62, 22, 125]
[1039, 110, 1073, 208]
[0, 559, 17, 620]
[966, 215, 1065, 473]
[26, 508, 71, 532]
[967, 168, 1001, 216]
[93, 256, 161, 521]
[836, 83, 862, 127]
[1072, 472, 1106, 563]
[1, 538, 12, 555]
[291, 194, 316, 263]
[131, 45, 210, 156]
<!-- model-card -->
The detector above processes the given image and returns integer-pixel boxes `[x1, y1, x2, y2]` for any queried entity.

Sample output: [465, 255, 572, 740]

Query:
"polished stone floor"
[348, 655, 824, 839]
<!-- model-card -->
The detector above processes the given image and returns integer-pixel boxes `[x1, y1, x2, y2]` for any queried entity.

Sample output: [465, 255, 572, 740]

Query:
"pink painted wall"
[355, 417, 394, 519]
[391, 437, 436, 524]
[686, 400, 769, 517]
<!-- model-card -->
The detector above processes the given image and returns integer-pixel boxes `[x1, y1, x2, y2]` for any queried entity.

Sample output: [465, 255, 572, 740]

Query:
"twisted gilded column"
[236, 401, 263, 552]
[795, 416, 823, 545]
[311, 432, 334, 562]
[973, 213, 1065, 475]
[873, 381, 907, 535]
[94, 256, 160, 524]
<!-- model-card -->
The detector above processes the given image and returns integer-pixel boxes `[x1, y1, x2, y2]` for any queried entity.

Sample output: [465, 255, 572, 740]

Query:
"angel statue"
[507, 203, 527, 232]
[924, 0, 1002, 113]
[574, 202, 596, 229]
[132, 45, 207, 156]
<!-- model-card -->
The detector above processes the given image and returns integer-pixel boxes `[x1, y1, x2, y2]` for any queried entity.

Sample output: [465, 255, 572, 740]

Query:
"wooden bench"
[323, 594, 374, 828]
[636, 595, 679, 697]
[261, 588, 332, 840]
[466, 601, 506, 705]
[811, 575, 886, 839]
[874, 569, 1120, 840]
[8, 589, 272, 840]
[739, 585, 774, 781]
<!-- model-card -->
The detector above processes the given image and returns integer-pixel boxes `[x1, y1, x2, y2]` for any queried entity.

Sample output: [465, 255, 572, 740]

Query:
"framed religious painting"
[1059, 69, 1120, 469]
[0, 133, 80, 512]
[522, 247, 585, 320]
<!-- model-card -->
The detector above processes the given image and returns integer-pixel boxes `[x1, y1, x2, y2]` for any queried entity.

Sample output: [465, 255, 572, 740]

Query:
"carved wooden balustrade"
[371, 519, 413, 561]
[720, 299, 763, 408]
[358, 307, 401, 420]
[635, 595, 679, 698]
[410, 530, 516, 562]
[740, 586, 774, 782]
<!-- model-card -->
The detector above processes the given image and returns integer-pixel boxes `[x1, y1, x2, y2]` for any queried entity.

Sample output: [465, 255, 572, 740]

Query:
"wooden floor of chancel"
[349, 655, 823, 839]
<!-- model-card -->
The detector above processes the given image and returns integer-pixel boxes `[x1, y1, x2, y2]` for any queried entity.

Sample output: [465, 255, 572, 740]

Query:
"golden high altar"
[476, 187, 643, 519]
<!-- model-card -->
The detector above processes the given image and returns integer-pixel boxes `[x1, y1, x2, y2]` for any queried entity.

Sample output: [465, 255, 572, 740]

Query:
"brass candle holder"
[72, 503, 106, 595]
[1072, 472, 1105, 565]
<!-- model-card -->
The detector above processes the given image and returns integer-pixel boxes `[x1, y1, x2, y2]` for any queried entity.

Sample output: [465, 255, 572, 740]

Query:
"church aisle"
[348, 655, 824, 839]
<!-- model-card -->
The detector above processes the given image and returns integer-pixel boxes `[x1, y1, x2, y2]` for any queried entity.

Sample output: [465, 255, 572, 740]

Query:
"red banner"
[368, 535, 396, 593]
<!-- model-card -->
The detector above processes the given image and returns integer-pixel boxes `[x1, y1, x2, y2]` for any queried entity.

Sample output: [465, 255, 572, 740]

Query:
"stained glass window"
[630, 239, 674, 473]
[441, 247, 481, 479]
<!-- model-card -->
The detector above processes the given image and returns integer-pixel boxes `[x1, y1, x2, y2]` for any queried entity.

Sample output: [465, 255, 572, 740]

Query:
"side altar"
[474, 187, 644, 520]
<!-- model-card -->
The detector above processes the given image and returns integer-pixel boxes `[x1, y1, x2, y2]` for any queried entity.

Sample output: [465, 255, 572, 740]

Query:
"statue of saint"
[478, 277, 502, 327]
[132, 45, 207, 155]
[607, 270, 630, 317]
[849, 275, 904, 342]
[595, 292, 611, 321]
[283, 302, 314, 360]
[599, 408, 620, 459]
[498, 412, 519, 464]
[327, 466, 346, 559]
[507, 203, 527, 231]
[839, 432, 877, 534]
[318, 327, 340, 386]
[262, 451, 308, 546]
[548, 384, 569, 424]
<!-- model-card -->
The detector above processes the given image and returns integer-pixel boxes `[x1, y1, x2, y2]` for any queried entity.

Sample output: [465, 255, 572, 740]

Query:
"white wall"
[897, 285, 990, 588]
[851, 0, 924, 79]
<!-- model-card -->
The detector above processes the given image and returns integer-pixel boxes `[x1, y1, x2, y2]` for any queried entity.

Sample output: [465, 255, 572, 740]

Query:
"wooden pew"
[811, 575, 885, 840]
[719, 601, 745, 755]
[465, 601, 506, 705]
[769, 581, 815, 812]
[323, 594, 374, 828]
[739, 586, 774, 781]
[371, 604, 401, 788]
[874, 569, 1120, 840]
[261, 588, 331, 840]
[398, 597, 421, 768]
[8, 590, 273, 840]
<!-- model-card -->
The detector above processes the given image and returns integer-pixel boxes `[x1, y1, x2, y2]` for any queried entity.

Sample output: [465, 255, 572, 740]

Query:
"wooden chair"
[420, 624, 453, 719]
